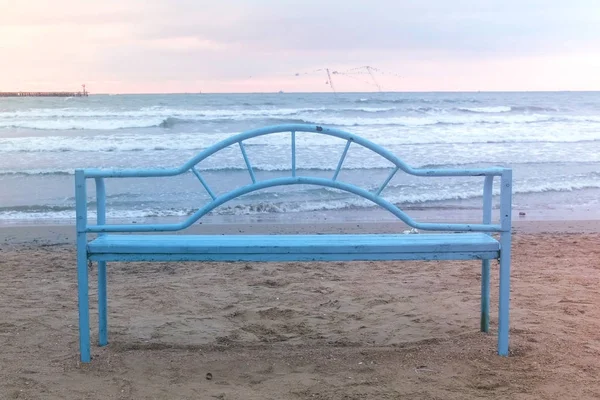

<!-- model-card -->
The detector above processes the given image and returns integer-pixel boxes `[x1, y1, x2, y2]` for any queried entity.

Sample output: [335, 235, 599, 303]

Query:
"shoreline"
[1, 218, 600, 247]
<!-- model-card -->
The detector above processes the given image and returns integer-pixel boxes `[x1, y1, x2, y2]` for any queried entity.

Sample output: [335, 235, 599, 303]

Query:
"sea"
[1, 91, 599, 226]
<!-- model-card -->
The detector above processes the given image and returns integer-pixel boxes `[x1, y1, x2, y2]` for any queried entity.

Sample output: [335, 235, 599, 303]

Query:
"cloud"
[141, 37, 227, 51]
[130, 0, 600, 55]
[0, 0, 140, 25]
[1, 0, 599, 92]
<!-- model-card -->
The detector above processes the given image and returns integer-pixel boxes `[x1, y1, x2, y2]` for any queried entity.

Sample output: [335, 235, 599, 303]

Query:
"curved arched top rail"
[80, 124, 507, 178]
[78, 124, 511, 234]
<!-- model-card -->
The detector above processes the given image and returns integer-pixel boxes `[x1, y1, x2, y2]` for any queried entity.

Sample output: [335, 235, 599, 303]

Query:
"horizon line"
[62, 89, 600, 95]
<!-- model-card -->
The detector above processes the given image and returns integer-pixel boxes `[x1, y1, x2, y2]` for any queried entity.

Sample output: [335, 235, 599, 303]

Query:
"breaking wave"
[2, 174, 600, 221]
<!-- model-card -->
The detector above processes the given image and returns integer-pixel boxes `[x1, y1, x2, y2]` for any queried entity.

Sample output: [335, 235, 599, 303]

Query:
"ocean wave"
[355, 98, 481, 105]
[221, 176, 597, 213]
[269, 114, 599, 127]
[0, 205, 74, 213]
[0, 106, 398, 130]
[0, 169, 74, 176]
[0, 119, 166, 130]
[158, 117, 196, 128]
[202, 178, 600, 216]
[457, 105, 560, 114]
[0, 165, 450, 177]
[2, 130, 600, 154]
[510, 105, 560, 113]
[4, 162, 599, 179]
[458, 106, 512, 113]
[0, 166, 459, 178]
[2, 109, 598, 130]
[3, 175, 600, 221]
[157, 117, 318, 129]
[0, 206, 191, 221]
[0, 106, 396, 119]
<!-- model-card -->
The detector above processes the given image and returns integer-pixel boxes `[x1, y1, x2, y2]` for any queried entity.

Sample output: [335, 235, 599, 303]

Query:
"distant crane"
[364, 66, 381, 92]
[325, 68, 336, 92]
[295, 66, 400, 93]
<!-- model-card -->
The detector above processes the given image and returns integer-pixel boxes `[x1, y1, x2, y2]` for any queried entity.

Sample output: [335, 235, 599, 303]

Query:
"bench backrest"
[75, 124, 512, 235]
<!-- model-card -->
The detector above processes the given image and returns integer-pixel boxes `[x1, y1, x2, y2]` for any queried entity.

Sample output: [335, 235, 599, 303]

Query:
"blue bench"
[75, 124, 513, 363]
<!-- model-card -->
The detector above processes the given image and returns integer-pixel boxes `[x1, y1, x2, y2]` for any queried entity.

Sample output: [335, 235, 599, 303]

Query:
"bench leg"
[98, 261, 108, 346]
[77, 234, 91, 363]
[480, 259, 490, 332]
[497, 233, 512, 356]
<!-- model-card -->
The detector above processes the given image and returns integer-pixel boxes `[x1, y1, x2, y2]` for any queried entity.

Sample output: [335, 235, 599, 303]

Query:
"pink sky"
[1, 1, 599, 93]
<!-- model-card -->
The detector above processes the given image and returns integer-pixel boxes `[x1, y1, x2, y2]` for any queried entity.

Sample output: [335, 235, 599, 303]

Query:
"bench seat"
[87, 233, 500, 262]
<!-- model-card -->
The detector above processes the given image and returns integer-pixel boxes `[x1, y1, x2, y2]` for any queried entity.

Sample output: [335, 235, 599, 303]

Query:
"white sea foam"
[2, 176, 599, 221]
[0, 106, 399, 130]
[0, 113, 564, 130]
[2, 124, 600, 154]
[459, 106, 512, 113]
[2, 103, 598, 130]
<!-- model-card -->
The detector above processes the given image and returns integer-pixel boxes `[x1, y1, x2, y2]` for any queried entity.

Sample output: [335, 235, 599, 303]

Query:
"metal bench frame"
[75, 124, 512, 363]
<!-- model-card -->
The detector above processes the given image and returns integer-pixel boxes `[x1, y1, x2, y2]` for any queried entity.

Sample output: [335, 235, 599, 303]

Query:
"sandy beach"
[1, 220, 600, 399]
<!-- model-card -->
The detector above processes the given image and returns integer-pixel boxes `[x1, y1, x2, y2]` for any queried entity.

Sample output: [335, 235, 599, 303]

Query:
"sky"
[1, 0, 599, 93]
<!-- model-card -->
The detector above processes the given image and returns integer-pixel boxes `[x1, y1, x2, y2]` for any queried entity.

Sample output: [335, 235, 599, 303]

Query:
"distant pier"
[0, 85, 88, 97]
